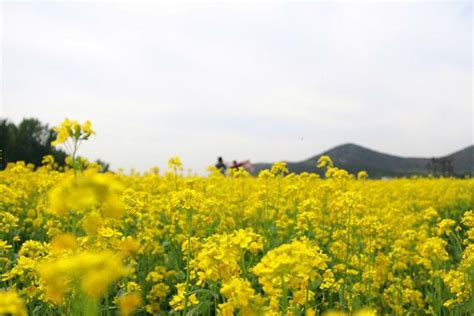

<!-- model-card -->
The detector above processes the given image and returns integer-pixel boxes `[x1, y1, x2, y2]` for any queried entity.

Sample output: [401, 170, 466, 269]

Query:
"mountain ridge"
[252, 143, 473, 178]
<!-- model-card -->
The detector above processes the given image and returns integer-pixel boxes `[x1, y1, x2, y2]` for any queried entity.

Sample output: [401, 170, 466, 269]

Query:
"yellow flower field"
[0, 120, 473, 315]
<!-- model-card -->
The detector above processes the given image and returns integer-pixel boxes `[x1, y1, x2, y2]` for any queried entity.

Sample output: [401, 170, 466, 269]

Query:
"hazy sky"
[1, 1, 472, 173]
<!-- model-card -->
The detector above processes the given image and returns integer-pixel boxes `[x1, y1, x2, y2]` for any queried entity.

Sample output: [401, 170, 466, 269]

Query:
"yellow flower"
[0, 211, 19, 233]
[18, 240, 49, 259]
[0, 240, 12, 252]
[258, 169, 274, 179]
[39, 250, 131, 303]
[82, 120, 95, 137]
[357, 170, 368, 180]
[0, 289, 27, 316]
[169, 283, 199, 312]
[219, 277, 263, 314]
[252, 238, 329, 304]
[271, 161, 289, 175]
[117, 236, 141, 255]
[441, 270, 471, 305]
[317, 155, 333, 168]
[189, 230, 263, 285]
[51, 118, 95, 146]
[324, 311, 346, 316]
[461, 210, 474, 227]
[50, 233, 78, 253]
[354, 308, 377, 316]
[117, 292, 141, 316]
[323, 308, 376, 316]
[48, 173, 124, 218]
[168, 156, 183, 170]
[218, 301, 234, 316]
[437, 218, 456, 236]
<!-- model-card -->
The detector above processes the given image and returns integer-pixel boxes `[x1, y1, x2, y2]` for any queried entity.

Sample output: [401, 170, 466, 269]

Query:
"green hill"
[252, 143, 473, 178]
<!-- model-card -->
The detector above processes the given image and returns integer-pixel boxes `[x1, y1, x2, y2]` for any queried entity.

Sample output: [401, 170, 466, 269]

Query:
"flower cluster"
[252, 238, 329, 312]
[51, 118, 95, 147]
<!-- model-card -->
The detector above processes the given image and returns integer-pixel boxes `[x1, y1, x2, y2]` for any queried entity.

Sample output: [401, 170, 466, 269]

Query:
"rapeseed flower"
[0, 289, 27, 316]
[116, 292, 142, 316]
[2, 119, 474, 314]
[38, 250, 130, 303]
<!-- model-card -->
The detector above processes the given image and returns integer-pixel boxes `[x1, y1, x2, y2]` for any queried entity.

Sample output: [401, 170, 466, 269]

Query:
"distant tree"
[0, 118, 67, 169]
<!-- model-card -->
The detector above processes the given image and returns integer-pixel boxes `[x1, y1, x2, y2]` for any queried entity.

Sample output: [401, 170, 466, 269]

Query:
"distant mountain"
[252, 143, 473, 178]
[445, 145, 474, 176]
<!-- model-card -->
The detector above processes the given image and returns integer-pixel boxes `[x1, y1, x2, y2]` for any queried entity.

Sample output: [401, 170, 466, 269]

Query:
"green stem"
[183, 209, 193, 315]
[281, 277, 288, 315]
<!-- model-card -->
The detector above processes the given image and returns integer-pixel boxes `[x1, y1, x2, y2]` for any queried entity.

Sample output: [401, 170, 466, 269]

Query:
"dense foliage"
[0, 118, 67, 170]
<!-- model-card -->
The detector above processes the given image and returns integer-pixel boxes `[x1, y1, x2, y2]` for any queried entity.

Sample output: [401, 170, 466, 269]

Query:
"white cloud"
[1, 1, 472, 172]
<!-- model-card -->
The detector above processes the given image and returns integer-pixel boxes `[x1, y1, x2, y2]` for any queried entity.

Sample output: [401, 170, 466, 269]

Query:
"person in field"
[230, 160, 252, 172]
[215, 157, 227, 175]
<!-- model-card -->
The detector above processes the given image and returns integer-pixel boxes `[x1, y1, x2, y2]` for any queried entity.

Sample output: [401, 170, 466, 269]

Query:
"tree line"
[0, 118, 109, 171]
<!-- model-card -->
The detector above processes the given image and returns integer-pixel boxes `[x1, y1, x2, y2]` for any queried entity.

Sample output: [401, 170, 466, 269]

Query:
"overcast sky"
[1, 1, 472, 173]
